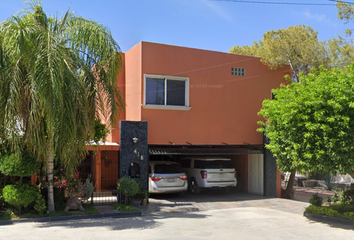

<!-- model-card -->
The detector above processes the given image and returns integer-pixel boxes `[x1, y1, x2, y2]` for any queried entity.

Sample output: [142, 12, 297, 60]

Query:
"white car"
[148, 161, 188, 194]
[178, 157, 237, 194]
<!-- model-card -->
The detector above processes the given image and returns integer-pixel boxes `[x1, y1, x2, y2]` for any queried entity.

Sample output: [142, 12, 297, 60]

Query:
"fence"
[78, 150, 119, 205]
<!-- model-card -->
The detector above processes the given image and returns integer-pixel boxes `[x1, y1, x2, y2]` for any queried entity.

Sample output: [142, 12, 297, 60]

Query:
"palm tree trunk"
[47, 145, 55, 212]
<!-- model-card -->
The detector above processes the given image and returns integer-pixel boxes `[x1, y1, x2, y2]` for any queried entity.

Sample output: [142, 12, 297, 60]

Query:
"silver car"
[148, 161, 188, 194]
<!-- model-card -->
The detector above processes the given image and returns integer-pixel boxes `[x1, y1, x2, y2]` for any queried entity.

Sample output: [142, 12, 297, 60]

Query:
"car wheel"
[189, 178, 200, 194]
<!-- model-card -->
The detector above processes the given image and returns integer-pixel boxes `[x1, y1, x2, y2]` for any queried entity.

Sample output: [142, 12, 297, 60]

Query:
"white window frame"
[143, 74, 191, 111]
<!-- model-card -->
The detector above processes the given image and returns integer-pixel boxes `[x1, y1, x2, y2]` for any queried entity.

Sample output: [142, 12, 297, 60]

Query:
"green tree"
[326, 37, 354, 68]
[230, 25, 329, 82]
[258, 65, 354, 180]
[0, 1, 122, 212]
[336, 1, 354, 36]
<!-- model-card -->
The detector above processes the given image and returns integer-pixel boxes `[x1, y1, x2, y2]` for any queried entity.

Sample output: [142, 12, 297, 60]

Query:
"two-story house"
[84, 41, 289, 203]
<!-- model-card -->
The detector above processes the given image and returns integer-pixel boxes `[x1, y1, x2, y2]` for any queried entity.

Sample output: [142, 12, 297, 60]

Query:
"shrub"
[306, 205, 341, 218]
[117, 176, 139, 204]
[330, 203, 354, 213]
[0, 151, 40, 177]
[82, 177, 95, 201]
[34, 193, 47, 215]
[41, 169, 84, 199]
[343, 212, 354, 221]
[333, 191, 340, 203]
[343, 189, 354, 205]
[0, 192, 8, 210]
[2, 184, 38, 208]
[309, 193, 323, 206]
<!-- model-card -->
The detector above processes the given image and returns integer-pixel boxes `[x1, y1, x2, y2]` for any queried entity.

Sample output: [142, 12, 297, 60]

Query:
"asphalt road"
[1, 204, 354, 240]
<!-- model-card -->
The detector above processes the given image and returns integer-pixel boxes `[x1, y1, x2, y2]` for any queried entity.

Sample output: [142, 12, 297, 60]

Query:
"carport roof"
[149, 145, 264, 155]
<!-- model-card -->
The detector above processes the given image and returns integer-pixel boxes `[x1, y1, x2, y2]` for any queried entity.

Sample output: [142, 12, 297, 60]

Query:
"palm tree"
[0, 1, 122, 212]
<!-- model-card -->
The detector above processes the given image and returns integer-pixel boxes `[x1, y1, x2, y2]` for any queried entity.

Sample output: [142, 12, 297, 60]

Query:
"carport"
[148, 144, 280, 198]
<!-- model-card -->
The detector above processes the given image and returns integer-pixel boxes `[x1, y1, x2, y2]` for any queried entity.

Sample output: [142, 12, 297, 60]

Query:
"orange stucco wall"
[110, 53, 126, 143]
[125, 43, 142, 122]
[124, 41, 289, 145]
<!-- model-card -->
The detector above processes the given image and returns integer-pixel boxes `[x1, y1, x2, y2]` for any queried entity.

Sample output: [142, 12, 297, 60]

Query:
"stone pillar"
[264, 134, 277, 198]
[119, 121, 148, 195]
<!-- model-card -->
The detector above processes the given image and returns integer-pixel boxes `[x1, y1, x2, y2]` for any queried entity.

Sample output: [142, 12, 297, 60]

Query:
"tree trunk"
[282, 171, 295, 199]
[47, 146, 55, 212]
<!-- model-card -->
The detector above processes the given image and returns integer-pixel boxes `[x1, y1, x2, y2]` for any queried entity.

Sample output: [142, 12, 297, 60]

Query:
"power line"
[209, 0, 354, 6]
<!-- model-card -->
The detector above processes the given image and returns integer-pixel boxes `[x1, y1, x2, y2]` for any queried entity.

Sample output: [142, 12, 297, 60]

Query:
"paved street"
[1, 196, 354, 240]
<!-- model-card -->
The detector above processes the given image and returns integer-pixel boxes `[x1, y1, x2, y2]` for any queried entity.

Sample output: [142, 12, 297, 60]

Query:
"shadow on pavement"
[36, 212, 209, 231]
[149, 190, 267, 203]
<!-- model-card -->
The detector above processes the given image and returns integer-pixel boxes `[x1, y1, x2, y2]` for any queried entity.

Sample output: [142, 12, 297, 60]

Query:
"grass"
[0, 203, 100, 221]
[111, 203, 140, 212]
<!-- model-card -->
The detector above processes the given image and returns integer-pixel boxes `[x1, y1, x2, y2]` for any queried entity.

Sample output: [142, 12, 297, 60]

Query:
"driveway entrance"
[146, 190, 308, 215]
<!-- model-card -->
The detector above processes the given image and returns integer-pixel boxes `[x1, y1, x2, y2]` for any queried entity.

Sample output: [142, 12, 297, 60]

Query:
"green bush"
[309, 193, 323, 206]
[306, 205, 341, 218]
[343, 212, 354, 221]
[117, 177, 139, 204]
[0, 192, 8, 210]
[330, 203, 354, 213]
[0, 150, 40, 177]
[343, 189, 354, 204]
[2, 184, 38, 208]
[82, 177, 95, 201]
[34, 194, 47, 215]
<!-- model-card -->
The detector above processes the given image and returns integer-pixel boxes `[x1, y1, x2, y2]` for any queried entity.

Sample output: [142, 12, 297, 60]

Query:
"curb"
[0, 211, 142, 226]
[304, 211, 354, 226]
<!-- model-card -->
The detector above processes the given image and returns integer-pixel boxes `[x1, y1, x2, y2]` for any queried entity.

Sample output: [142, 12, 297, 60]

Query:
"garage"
[148, 144, 275, 197]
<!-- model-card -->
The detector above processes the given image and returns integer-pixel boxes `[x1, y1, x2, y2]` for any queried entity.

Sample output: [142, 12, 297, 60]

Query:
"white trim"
[142, 104, 192, 111]
[87, 141, 120, 146]
[144, 74, 190, 107]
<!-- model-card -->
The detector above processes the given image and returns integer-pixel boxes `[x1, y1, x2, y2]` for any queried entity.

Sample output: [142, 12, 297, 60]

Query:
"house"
[84, 41, 290, 203]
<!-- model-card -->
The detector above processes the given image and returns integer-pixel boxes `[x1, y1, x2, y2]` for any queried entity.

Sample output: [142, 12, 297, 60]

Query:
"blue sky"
[0, 0, 350, 53]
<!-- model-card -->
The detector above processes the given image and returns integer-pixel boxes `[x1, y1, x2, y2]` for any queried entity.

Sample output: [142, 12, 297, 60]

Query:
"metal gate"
[78, 150, 119, 205]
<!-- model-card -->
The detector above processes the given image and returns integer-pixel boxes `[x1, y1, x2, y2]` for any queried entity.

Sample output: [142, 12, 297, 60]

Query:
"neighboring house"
[84, 41, 290, 203]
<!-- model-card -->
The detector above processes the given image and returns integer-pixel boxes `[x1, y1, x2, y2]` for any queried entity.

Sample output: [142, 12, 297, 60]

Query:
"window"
[194, 160, 232, 169]
[144, 75, 190, 109]
[179, 159, 191, 168]
[154, 163, 183, 174]
[231, 67, 245, 76]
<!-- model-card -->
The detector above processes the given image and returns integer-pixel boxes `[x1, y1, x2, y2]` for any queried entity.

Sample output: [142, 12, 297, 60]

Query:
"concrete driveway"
[145, 190, 307, 215]
[2, 192, 354, 240]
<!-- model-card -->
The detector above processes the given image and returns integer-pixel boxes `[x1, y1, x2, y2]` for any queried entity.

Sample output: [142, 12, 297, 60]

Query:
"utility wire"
[209, 0, 354, 6]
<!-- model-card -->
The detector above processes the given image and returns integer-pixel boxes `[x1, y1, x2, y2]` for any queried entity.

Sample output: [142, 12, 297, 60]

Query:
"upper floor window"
[144, 75, 190, 109]
[231, 67, 245, 76]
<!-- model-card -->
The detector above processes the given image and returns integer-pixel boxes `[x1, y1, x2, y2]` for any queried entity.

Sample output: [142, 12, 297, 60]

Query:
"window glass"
[179, 159, 191, 168]
[146, 78, 165, 105]
[154, 163, 183, 173]
[194, 160, 232, 169]
[167, 80, 185, 106]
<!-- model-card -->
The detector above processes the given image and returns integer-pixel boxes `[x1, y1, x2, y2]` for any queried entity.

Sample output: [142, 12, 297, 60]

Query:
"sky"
[0, 0, 351, 53]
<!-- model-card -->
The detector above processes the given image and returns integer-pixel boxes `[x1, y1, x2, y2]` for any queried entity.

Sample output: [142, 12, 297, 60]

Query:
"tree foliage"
[230, 25, 329, 82]
[336, 1, 354, 36]
[326, 37, 354, 68]
[258, 65, 354, 176]
[0, 1, 122, 212]
[0, 150, 40, 177]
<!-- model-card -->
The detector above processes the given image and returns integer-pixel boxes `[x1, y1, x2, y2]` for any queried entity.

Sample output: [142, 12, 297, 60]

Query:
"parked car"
[178, 157, 237, 194]
[148, 161, 188, 194]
